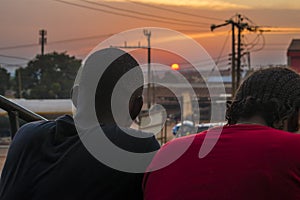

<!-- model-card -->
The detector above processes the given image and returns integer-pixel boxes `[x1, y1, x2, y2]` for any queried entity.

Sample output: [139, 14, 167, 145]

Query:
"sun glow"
[100, 0, 251, 10]
[171, 63, 180, 70]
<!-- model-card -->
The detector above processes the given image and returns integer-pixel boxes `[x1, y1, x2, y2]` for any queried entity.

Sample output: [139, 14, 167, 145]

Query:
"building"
[287, 39, 300, 72]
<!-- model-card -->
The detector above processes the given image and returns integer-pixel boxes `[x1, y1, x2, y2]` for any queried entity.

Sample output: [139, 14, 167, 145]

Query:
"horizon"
[1, 0, 300, 73]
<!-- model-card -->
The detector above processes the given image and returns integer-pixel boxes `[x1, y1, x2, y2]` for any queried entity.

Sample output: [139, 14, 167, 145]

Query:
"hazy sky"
[105, 0, 300, 10]
[1, 0, 300, 72]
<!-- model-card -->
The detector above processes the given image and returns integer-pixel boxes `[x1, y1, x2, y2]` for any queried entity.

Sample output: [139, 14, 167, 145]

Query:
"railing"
[0, 95, 47, 139]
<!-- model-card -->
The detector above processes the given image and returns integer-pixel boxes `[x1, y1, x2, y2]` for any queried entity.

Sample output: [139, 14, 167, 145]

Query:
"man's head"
[72, 48, 144, 127]
[94, 48, 144, 126]
[226, 67, 300, 130]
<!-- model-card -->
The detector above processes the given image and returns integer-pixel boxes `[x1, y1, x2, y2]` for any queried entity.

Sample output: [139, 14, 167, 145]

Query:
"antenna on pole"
[211, 14, 252, 97]
[39, 29, 47, 55]
[143, 29, 152, 109]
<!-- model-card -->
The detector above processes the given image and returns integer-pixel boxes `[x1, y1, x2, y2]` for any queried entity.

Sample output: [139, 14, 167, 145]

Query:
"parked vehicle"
[172, 121, 226, 138]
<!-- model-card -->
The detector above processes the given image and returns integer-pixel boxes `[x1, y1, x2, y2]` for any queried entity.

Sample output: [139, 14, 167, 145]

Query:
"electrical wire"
[258, 48, 286, 51]
[176, 29, 211, 33]
[126, 0, 224, 21]
[0, 54, 30, 61]
[52, 0, 210, 27]
[0, 43, 38, 51]
[243, 34, 260, 51]
[49, 33, 114, 45]
[0, 33, 114, 51]
[236, 15, 267, 57]
[241, 14, 257, 26]
[249, 33, 265, 52]
[177, 54, 229, 67]
[264, 43, 289, 46]
[81, 0, 210, 26]
[215, 31, 230, 66]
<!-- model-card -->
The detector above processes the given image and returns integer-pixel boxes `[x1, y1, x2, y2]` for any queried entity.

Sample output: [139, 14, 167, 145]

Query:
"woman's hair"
[226, 67, 300, 127]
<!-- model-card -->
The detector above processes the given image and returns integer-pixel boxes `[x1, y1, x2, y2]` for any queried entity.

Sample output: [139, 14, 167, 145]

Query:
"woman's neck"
[236, 116, 267, 126]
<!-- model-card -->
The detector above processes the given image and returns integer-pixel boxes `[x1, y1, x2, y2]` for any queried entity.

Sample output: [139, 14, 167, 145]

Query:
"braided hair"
[226, 67, 300, 128]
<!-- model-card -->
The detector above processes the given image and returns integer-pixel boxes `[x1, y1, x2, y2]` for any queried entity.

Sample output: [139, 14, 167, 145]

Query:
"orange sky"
[1, 0, 300, 72]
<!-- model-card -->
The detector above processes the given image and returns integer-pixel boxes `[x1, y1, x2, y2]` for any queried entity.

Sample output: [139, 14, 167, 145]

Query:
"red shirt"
[144, 124, 300, 200]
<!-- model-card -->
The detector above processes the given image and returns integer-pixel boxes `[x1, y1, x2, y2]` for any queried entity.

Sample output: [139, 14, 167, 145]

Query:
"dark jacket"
[0, 115, 160, 200]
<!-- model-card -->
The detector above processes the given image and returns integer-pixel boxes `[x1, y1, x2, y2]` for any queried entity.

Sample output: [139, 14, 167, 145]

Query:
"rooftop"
[288, 39, 300, 51]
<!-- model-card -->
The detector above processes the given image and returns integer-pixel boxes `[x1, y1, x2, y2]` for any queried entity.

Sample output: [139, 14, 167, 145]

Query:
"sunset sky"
[1, 0, 300, 72]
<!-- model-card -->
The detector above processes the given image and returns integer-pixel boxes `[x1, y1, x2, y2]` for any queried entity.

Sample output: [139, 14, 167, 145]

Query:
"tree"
[0, 66, 10, 95]
[15, 52, 81, 99]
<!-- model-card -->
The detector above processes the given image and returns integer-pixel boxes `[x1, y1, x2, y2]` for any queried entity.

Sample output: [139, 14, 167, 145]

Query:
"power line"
[52, 0, 208, 27]
[177, 54, 229, 66]
[81, 0, 210, 26]
[258, 48, 287, 51]
[176, 29, 211, 33]
[126, 0, 224, 21]
[249, 33, 266, 53]
[264, 43, 289, 46]
[215, 31, 230, 66]
[211, 14, 257, 96]
[0, 33, 114, 51]
[263, 30, 300, 33]
[0, 43, 38, 51]
[0, 54, 30, 61]
[49, 33, 114, 44]
[242, 34, 261, 51]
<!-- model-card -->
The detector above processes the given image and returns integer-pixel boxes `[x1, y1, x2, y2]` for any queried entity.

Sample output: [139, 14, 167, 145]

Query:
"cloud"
[260, 27, 300, 34]
[228, 0, 300, 10]
[99, 0, 300, 10]
[101, 0, 251, 10]
[139, 0, 251, 10]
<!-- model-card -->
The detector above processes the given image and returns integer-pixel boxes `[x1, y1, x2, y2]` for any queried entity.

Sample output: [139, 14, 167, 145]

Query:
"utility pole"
[246, 51, 251, 70]
[143, 30, 152, 109]
[211, 15, 249, 97]
[17, 69, 22, 98]
[110, 29, 152, 109]
[211, 19, 237, 97]
[236, 14, 249, 89]
[39, 29, 47, 55]
[231, 21, 236, 95]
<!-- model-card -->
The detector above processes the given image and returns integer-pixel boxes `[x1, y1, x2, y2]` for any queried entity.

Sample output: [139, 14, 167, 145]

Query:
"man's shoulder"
[16, 120, 54, 137]
[10, 120, 55, 147]
[120, 127, 157, 138]
[102, 125, 160, 153]
[15, 115, 74, 140]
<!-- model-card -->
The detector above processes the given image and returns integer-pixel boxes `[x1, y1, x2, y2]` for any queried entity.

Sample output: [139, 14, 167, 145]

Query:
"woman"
[144, 67, 300, 200]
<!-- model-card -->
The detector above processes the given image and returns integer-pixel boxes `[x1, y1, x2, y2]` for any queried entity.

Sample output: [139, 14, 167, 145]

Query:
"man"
[144, 67, 300, 200]
[0, 48, 160, 200]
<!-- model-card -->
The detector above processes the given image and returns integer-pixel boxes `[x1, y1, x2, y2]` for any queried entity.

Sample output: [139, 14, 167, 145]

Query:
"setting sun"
[171, 63, 180, 70]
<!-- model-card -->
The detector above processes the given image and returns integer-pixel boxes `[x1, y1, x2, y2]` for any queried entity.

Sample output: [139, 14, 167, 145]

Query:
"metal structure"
[0, 95, 47, 139]
[211, 15, 249, 96]
[39, 29, 47, 55]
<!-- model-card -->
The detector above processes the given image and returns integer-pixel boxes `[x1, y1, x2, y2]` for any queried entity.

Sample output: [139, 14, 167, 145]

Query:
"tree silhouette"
[15, 52, 81, 99]
[0, 66, 10, 95]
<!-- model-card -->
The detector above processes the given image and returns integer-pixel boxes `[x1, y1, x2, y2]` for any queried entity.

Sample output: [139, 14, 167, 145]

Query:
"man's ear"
[71, 84, 79, 108]
[130, 96, 143, 120]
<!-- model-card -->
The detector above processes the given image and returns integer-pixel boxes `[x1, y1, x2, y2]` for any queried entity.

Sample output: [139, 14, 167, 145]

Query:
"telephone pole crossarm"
[211, 20, 237, 97]
[211, 16, 251, 97]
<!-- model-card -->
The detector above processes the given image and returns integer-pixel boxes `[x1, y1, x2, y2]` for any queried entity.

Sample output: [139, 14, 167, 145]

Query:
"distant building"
[287, 39, 300, 72]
